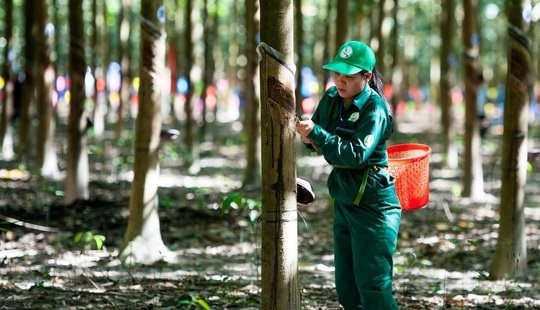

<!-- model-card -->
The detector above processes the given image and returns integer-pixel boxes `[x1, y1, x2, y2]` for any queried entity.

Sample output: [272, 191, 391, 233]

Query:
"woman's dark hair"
[362, 68, 385, 98]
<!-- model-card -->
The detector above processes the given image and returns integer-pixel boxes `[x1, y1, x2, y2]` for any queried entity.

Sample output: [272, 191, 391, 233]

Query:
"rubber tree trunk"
[90, 0, 100, 135]
[490, 0, 530, 280]
[184, 0, 195, 154]
[210, 0, 220, 133]
[52, 0, 63, 74]
[440, 0, 458, 169]
[242, 0, 261, 188]
[18, 0, 36, 162]
[35, 0, 59, 178]
[64, 0, 89, 204]
[390, 0, 401, 127]
[461, 0, 485, 199]
[335, 0, 348, 53]
[0, 0, 14, 160]
[92, 0, 108, 138]
[201, 0, 213, 140]
[320, 0, 332, 89]
[352, 3, 365, 41]
[294, 0, 303, 116]
[120, 0, 170, 265]
[116, 0, 132, 140]
[227, 0, 239, 95]
[259, 1, 299, 307]
[375, 0, 386, 78]
[209, 0, 220, 136]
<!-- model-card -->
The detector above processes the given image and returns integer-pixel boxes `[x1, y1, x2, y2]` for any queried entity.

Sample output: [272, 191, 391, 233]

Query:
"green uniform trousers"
[333, 201, 401, 310]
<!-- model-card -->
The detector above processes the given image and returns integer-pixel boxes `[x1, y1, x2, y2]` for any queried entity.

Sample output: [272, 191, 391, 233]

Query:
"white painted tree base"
[119, 235, 173, 265]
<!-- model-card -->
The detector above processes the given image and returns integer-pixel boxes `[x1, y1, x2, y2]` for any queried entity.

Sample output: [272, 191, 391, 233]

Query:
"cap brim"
[322, 60, 363, 75]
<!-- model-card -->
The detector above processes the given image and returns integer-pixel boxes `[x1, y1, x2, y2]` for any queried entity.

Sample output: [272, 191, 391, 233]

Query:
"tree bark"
[0, 0, 14, 160]
[92, 0, 108, 137]
[259, 0, 299, 307]
[35, 0, 59, 178]
[210, 0, 220, 126]
[201, 0, 211, 139]
[184, 0, 195, 153]
[17, 0, 36, 162]
[242, 0, 261, 188]
[490, 0, 529, 280]
[390, 0, 401, 128]
[294, 0, 303, 116]
[375, 0, 386, 79]
[440, 0, 458, 169]
[320, 0, 332, 89]
[116, 1, 132, 140]
[90, 0, 100, 136]
[335, 0, 348, 53]
[52, 0, 63, 74]
[461, 0, 485, 199]
[120, 0, 170, 265]
[64, 0, 89, 204]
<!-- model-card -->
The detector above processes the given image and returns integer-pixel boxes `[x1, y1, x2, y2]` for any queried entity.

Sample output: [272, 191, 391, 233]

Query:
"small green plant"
[221, 193, 262, 224]
[176, 294, 211, 310]
[73, 231, 106, 250]
[161, 144, 180, 161]
[39, 268, 52, 279]
[160, 197, 174, 209]
[29, 280, 45, 290]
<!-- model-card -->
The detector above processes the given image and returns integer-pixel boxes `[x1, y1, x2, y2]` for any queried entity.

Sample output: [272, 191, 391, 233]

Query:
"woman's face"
[332, 72, 371, 101]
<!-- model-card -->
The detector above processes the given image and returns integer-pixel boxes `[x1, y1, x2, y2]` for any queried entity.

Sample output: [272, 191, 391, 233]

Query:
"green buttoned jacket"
[307, 85, 400, 209]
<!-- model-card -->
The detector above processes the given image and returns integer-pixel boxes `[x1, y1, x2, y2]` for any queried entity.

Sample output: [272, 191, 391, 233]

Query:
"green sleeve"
[308, 101, 387, 167]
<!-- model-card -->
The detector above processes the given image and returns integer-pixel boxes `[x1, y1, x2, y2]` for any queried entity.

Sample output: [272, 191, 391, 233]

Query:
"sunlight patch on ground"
[462, 205, 498, 220]
[451, 294, 540, 308]
[174, 242, 256, 256]
[297, 155, 327, 168]
[0, 264, 42, 276]
[430, 178, 460, 192]
[397, 120, 435, 134]
[415, 236, 457, 252]
[301, 263, 335, 273]
[401, 266, 540, 308]
[431, 168, 460, 179]
[49, 250, 110, 268]
[197, 157, 244, 169]
[0, 248, 38, 259]
[407, 267, 480, 281]
[107, 269, 199, 281]
[0, 279, 40, 290]
[217, 145, 245, 158]
[222, 262, 257, 275]
[157, 174, 241, 190]
[525, 206, 540, 221]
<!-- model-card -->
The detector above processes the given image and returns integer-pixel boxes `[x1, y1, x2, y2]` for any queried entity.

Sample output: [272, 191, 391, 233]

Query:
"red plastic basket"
[388, 143, 431, 211]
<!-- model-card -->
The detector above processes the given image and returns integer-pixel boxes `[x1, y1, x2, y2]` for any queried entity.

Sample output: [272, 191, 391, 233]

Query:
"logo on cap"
[340, 46, 353, 59]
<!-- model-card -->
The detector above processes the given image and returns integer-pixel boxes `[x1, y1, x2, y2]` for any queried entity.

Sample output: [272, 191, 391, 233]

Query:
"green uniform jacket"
[308, 85, 400, 210]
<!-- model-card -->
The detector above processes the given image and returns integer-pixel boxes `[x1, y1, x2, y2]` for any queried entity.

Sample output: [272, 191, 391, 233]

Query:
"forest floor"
[1, 108, 540, 309]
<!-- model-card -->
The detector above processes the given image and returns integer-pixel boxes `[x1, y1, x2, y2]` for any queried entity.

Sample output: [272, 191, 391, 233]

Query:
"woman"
[296, 41, 401, 309]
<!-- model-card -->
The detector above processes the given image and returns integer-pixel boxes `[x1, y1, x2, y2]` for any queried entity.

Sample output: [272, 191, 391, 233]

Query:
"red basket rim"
[388, 143, 431, 163]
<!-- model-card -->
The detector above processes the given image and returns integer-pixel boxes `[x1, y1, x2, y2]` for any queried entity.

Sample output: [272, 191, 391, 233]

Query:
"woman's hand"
[299, 134, 312, 144]
[295, 119, 315, 137]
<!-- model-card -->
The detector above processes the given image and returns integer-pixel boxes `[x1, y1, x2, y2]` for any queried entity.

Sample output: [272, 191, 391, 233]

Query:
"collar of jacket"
[327, 84, 374, 111]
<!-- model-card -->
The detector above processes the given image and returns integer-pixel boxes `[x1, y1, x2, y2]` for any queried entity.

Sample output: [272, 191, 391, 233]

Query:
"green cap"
[323, 41, 376, 75]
